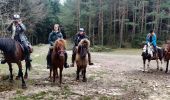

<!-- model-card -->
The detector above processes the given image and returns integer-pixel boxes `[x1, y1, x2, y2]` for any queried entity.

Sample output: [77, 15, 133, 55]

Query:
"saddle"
[19, 43, 33, 54]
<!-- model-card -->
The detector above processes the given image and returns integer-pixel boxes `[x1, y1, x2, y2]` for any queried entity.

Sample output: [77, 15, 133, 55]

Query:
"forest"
[0, 0, 170, 48]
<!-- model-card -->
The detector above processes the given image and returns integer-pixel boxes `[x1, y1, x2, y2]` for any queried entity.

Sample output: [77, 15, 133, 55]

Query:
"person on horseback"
[146, 30, 157, 57]
[47, 24, 69, 69]
[70, 28, 94, 67]
[1, 14, 32, 64]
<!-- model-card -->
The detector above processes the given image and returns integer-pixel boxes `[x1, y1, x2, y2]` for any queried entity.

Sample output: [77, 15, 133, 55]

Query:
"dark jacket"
[48, 31, 63, 46]
[7, 23, 27, 43]
[74, 33, 88, 46]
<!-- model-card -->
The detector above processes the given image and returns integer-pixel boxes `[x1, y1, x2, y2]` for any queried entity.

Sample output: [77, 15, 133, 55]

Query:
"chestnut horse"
[141, 43, 163, 72]
[50, 39, 65, 84]
[163, 41, 170, 73]
[0, 38, 32, 88]
[75, 39, 90, 82]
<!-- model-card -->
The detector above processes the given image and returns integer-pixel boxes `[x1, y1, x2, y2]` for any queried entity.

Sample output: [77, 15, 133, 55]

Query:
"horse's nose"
[59, 53, 65, 57]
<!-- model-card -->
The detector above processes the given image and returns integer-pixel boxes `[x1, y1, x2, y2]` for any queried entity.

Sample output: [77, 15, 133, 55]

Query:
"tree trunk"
[119, 7, 125, 48]
[76, 0, 80, 32]
[141, 1, 145, 34]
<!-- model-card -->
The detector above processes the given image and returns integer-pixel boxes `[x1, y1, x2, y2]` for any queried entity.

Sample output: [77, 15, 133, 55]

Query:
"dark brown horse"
[50, 39, 65, 84]
[75, 39, 90, 82]
[0, 38, 32, 88]
[163, 41, 170, 73]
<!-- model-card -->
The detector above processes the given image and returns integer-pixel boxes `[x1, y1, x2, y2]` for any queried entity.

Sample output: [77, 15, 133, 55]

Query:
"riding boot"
[47, 49, 52, 69]
[64, 52, 69, 68]
[88, 52, 94, 65]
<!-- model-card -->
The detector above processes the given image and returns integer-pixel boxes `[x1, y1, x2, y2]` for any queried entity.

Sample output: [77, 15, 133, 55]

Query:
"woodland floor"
[0, 45, 170, 100]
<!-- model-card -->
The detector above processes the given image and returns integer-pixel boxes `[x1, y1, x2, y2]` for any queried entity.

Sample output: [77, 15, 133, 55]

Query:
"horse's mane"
[78, 39, 90, 48]
[0, 38, 16, 54]
[54, 39, 66, 51]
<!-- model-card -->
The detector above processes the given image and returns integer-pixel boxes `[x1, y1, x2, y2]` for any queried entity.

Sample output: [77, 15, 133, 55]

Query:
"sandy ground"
[0, 45, 170, 100]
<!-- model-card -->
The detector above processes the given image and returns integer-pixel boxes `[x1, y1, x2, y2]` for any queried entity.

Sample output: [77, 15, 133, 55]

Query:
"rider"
[1, 14, 32, 64]
[146, 30, 157, 57]
[70, 28, 94, 67]
[46, 24, 69, 69]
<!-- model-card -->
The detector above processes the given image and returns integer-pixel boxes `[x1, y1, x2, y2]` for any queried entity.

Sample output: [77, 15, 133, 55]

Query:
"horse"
[141, 43, 164, 72]
[50, 39, 65, 85]
[0, 38, 32, 88]
[75, 38, 90, 82]
[162, 41, 170, 73]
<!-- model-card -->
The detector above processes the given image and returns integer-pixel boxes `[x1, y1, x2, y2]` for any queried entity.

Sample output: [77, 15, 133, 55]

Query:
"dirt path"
[0, 45, 170, 100]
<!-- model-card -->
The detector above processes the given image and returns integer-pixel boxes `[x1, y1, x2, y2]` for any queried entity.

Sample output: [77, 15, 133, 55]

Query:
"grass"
[14, 91, 48, 100]
[79, 95, 92, 100]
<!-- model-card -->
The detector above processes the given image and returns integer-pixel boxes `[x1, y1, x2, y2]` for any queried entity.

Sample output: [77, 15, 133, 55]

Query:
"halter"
[57, 50, 65, 55]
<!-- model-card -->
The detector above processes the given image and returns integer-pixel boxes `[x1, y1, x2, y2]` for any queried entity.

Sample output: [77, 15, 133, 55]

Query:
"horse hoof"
[58, 84, 62, 87]
[76, 78, 79, 81]
[165, 71, 168, 73]
[82, 78, 87, 82]
[24, 75, 28, 79]
[22, 84, 27, 89]
[9, 79, 13, 83]
[16, 76, 20, 80]
[160, 68, 163, 71]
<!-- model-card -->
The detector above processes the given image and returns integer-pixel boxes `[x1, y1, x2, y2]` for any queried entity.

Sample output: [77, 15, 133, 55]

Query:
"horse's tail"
[157, 48, 164, 58]
[26, 61, 32, 71]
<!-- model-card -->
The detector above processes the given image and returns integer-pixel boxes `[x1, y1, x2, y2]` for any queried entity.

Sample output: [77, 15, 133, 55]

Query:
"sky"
[59, 0, 65, 5]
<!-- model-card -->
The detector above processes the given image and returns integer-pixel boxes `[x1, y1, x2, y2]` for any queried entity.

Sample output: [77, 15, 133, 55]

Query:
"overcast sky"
[59, 0, 65, 5]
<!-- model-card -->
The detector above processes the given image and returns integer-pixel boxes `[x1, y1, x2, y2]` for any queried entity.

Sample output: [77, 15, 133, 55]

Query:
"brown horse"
[0, 38, 32, 88]
[50, 39, 65, 84]
[163, 41, 170, 73]
[75, 39, 90, 82]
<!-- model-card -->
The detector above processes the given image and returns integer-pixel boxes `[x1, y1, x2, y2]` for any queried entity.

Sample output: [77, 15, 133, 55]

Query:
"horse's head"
[54, 39, 66, 58]
[78, 39, 90, 59]
[163, 43, 170, 60]
[142, 43, 153, 57]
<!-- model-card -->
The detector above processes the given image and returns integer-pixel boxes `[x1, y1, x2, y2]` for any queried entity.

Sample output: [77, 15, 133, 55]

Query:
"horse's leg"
[165, 60, 169, 73]
[147, 60, 150, 72]
[17, 62, 26, 88]
[8, 63, 13, 82]
[53, 66, 56, 83]
[82, 66, 87, 82]
[16, 70, 20, 80]
[59, 67, 63, 85]
[56, 68, 58, 78]
[143, 58, 146, 72]
[49, 68, 52, 79]
[160, 59, 163, 71]
[156, 59, 159, 70]
[76, 66, 80, 80]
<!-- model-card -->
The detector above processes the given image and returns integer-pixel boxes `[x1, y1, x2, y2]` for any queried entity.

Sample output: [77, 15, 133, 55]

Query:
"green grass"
[14, 91, 48, 100]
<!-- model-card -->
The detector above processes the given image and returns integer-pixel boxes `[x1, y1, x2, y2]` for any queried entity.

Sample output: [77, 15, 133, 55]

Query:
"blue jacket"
[146, 33, 157, 46]
[48, 31, 63, 46]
